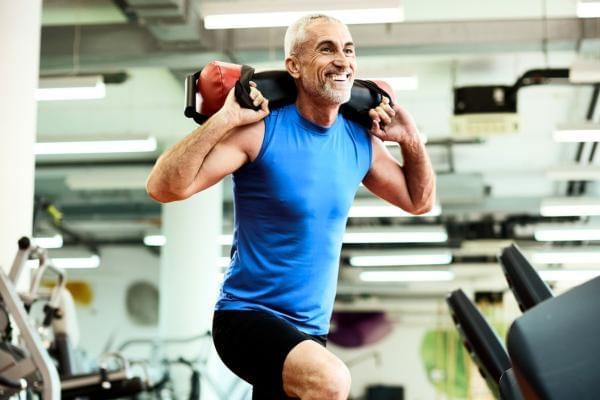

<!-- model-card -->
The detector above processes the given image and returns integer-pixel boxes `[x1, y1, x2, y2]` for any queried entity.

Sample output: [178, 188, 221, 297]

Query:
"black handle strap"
[234, 64, 260, 110]
[184, 71, 208, 125]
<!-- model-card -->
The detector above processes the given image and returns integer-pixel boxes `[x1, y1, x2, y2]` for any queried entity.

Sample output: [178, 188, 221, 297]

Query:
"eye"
[344, 48, 355, 55]
[321, 47, 332, 53]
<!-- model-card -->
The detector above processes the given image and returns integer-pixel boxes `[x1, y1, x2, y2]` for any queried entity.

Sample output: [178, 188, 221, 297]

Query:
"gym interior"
[1, 0, 600, 399]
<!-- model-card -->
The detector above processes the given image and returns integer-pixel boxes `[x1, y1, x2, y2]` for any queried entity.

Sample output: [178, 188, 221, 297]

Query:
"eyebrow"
[315, 40, 355, 49]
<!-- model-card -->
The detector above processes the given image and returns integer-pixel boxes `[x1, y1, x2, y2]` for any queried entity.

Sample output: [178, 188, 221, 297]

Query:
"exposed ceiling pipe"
[40, 17, 600, 74]
[113, 0, 214, 50]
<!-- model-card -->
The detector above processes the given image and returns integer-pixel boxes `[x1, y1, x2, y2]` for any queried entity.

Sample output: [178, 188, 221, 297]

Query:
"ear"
[285, 57, 300, 79]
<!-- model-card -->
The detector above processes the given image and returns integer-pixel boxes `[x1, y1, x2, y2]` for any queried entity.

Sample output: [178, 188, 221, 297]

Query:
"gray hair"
[284, 14, 343, 58]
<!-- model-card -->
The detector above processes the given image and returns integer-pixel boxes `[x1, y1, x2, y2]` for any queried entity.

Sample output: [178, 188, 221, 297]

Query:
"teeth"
[331, 74, 348, 81]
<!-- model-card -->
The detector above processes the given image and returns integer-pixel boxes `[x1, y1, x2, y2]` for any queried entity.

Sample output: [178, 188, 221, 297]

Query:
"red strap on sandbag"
[197, 61, 242, 116]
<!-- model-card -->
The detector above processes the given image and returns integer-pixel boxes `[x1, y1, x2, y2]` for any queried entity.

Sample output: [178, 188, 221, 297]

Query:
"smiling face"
[286, 18, 357, 106]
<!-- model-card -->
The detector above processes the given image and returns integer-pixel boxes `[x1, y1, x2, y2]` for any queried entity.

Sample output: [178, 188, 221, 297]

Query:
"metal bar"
[0, 271, 60, 399]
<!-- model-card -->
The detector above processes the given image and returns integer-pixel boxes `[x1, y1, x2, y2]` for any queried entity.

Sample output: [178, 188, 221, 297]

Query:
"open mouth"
[327, 73, 351, 82]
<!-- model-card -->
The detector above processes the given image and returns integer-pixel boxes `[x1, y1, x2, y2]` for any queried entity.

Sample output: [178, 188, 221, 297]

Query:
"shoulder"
[224, 105, 292, 160]
[265, 104, 289, 125]
[220, 119, 266, 162]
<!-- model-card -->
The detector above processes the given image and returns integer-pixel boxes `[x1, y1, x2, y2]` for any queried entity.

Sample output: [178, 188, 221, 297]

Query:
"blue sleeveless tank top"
[215, 104, 372, 335]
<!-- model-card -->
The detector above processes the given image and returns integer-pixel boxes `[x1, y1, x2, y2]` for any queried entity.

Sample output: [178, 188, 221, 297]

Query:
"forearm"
[399, 137, 436, 213]
[146, 111, 234, 202]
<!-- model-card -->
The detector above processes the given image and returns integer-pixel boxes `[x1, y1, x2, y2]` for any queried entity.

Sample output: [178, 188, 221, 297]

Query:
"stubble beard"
[322, 80, 352, 104]
[304, 78, 352, 105]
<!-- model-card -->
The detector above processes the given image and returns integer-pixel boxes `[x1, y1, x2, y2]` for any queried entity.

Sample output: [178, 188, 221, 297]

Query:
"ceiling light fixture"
[349, 201, 442, 218]
[219, 226, 447, 246]
[545, 165, 600, 181]
[570, 57, 600, 83]
[349, 250, 453, 267]
[218, 256, 231, 267]
[28, 255, 100, 269]
[36, 75, 106, 101]
[201, 0, 403, 29]
[576, 1, 600, 18]
[540, 198, 600, 217]
[33, 235, 63, 249]
[359, 270, 454, 282]
[34, 137, 157, 155]
[219, 234, 233, 246]
[553, 124, 600, 142]
[143, 235, 166, 247]
[534, 225, 600, 241]
[65, 167, 151, 191]
[53, 255, 100, 269]
[343, 226, 447, 244]
[539, 269, 600, 281]
[531, 249, 600, 264]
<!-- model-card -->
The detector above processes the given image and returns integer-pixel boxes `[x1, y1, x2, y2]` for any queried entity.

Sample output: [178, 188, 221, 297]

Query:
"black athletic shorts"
[212, 310, 327, 400]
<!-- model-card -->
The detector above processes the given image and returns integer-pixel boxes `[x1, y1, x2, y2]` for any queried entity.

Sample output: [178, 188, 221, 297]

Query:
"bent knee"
[283, 340, 351, 400]
[319, 364, 351, 399]
[305, 360, 351, 400]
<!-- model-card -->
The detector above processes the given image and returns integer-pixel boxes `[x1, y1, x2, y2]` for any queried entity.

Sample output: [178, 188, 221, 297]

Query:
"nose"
[332, 50, 350, 69]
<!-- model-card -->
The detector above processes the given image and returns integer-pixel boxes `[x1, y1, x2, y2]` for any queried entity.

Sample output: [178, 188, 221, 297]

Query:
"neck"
[295, 91, 340, 128]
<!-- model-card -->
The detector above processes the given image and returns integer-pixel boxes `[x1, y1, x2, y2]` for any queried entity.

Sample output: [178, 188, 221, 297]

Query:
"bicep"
[362, 137, 413, 211]
[186, 122, 263, 195]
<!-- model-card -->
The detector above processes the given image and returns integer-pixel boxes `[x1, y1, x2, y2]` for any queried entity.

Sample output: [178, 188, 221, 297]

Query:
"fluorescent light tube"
[546, 165, 600, 181]
[540, 198, 600, 217]
[349, 202, 442, 218]
[36, 75, 106, 101]
[553, 124, 600, 142]
[359, 270, 454, 282]
[65, 167, 151, 191]
[350, 250, 452, 267]
[204, 8, 403, 29]
[343, 226, 447, 243]
[35, 137, 157, 155]
[539, 269, 600, 281]
[54, 255, 100, 269]
[576, 1, 600, 18]
[534, 225, 600, 241]
[570, 57, 600, 83]
[219, 228, 447, 246]
[218, 256, 231, 267]
[532, 249, 600, 264]
[33, 235, 63, 249]
[219, 234, 233, 246]
[28, 255, 100, 269]
[144, 235, 166, 246]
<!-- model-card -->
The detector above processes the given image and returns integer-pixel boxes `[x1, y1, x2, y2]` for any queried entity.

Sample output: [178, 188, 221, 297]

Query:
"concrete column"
[159, 183, 223, 399]
[0, 1, 42, 270]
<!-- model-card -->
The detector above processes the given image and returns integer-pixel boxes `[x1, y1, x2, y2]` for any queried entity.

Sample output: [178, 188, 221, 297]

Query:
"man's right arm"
[146, 85, 268, 203]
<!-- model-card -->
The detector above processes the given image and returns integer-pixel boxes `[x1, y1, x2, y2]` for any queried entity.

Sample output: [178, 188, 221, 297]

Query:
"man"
[146, 14, 435, 400]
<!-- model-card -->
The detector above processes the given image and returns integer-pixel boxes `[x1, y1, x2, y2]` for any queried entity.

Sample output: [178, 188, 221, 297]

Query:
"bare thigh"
[282, 340, 351, 400]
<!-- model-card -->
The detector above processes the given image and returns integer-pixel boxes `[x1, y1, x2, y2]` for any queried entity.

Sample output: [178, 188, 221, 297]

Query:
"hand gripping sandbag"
[184, 61, 395, 128]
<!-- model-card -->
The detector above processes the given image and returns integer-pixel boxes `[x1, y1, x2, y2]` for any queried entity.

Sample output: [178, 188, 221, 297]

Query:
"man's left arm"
[362, 97, 436, 215]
